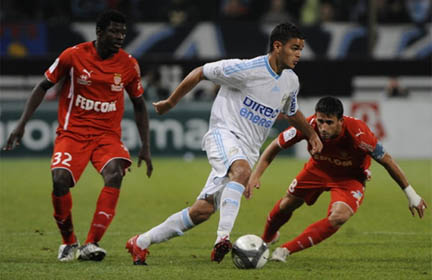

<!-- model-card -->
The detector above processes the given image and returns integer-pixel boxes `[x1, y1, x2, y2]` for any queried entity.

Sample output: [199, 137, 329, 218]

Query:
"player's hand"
[152, 99, 175, 115]
[308, 134, 323, 155]
[409, 198, 427, 219]
[245, 175, 261, 199]
[137, 148, 153, 178]
[2, 125, 25, 151]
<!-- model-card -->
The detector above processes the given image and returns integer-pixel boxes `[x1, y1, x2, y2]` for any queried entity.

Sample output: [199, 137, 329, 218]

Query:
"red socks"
[85, 186, 120, 244]
[262, 199, 292, 243]
[282, 217, 338, 254]
[52, 192, 77, 244]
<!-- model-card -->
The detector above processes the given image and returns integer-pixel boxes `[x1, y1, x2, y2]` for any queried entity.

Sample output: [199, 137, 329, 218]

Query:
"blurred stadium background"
[0, 2, 431, 279]
[0, 0, 431, 158]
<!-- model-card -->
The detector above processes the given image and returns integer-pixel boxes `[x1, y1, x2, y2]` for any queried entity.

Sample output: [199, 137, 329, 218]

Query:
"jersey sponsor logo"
[111, 73, 124, 91]
[75, 94, 117, 113]
[355, 129, 365, 137]
[77, 69, 92, 86]
[313, 154, 353, 167]
[239, 96, 279, 128]
[83, 69, 93, 77]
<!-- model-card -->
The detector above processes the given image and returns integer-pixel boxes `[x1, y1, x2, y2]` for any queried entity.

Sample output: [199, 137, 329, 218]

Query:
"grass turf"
[0, 157, 431, 280]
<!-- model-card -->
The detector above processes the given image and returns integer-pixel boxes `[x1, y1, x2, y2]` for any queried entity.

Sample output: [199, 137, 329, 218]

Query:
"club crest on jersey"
[111, 73, 124, 92]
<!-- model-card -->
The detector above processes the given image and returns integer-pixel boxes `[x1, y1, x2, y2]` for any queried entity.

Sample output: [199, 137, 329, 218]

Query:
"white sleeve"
[281, 87, 299, 116]
[203, 59, 246, 88]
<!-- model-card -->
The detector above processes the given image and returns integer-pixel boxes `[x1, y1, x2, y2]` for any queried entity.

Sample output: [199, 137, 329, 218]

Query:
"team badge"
[113, 73, 122, 85]
[111, 73, 124, 92]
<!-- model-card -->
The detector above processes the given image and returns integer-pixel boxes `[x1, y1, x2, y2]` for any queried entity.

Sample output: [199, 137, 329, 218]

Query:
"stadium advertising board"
[0, 106, 289, 157]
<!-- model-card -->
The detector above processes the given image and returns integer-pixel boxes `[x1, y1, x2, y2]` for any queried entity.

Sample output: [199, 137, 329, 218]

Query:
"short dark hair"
[269, 22, 305, 52]
[96, 10, 126, 31]
[315, 96, 344, 119]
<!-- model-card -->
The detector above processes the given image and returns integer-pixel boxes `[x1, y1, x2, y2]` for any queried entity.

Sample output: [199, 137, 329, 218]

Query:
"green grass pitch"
[0, 157, 431, 280]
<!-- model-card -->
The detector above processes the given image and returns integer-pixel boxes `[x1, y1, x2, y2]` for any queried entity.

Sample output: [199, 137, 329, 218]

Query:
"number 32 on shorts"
[52, 152, 72, 167]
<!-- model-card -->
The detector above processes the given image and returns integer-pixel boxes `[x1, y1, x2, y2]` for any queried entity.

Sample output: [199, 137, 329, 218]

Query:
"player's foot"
[77, 243, 106, 261]
[126, 235, 150, 265]
[210, 237, 232, 263]
[267, 231, 280, 245]
[270, 247, 290, 262]
[57, 242, 79, 262]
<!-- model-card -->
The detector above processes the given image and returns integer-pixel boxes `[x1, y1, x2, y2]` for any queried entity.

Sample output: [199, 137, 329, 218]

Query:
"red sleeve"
[125, 57, 144, 98]
[277, 115, 314, 149]
[44, 47, 74, 83]
[346, 117, 378, 153]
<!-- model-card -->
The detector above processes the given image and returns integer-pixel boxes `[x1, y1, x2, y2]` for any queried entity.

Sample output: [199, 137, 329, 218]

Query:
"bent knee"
[229, 163, 251, 185]
[328, 211, 352, 227]
[103, 170, 124, 187]
[52, 169, 73, 196]
[52, 169, 73, 185]
[189, 203, 215, 225]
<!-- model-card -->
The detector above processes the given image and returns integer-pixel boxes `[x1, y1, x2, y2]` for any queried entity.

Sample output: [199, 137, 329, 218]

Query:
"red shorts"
[51, 132, 131, 185]
[287, 169, 365, 214]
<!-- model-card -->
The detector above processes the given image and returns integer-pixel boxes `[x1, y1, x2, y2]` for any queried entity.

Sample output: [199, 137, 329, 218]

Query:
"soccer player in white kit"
[126, 22, 323, 265]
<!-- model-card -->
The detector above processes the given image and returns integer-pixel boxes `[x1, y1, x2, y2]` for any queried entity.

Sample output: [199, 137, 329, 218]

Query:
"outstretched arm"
[286, 110, 322, 155]
[130, 95, 153, 178]
[245, 139, 282, 199]
[3, 78, 53, 150]
[152, 66, 205, 115]
[375, 152, 427, 218]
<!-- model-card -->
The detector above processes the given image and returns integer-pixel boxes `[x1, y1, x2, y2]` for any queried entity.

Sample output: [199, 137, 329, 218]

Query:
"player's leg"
[262, 192, 304, 244]
[202, 129, 251, 262]
[84, 159, 127, 245]
[80, 136, 132, 261]
[263, 172, 316, 245]
[51, 134, 90, 261]
[52, 169, 79, 262]
[275, 183, 364, 261]
[216, 159, 249, 242]
[126, 196, 215, 265]
[210, 159, 249, 263]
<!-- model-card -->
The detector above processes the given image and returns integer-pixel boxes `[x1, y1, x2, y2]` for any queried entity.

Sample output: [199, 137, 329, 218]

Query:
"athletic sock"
[85, 186, 120, 244]
[282, 217, 338, 254]
[137, 207, 195, 249]
[262, 199, 292, 243]
[52, 192, 76, 244]
[216, 181, 245, 243]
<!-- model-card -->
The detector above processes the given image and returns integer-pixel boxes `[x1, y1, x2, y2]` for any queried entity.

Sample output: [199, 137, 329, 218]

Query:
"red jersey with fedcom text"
[278, 115, 378, 182]
[45, 41, 144, 138]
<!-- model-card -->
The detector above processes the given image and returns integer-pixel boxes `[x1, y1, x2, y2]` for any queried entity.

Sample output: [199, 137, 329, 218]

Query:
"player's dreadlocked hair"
[96, 10, 126, 32]
[269, 22, 305, 52]
[315, 96, 344, 120]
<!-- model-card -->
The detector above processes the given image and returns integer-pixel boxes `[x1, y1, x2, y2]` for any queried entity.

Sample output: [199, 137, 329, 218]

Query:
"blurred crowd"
[2, 0, 431, 26]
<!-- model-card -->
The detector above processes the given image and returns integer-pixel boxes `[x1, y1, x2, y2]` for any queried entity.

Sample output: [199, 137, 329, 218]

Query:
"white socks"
[216, 181, 245, 243]
[137, 208, 195, 249]
[136, 181, 245, 249]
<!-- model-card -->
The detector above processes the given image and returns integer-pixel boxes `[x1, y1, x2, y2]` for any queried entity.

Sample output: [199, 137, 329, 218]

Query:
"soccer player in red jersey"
[3, 10, 153, 262]
[246, 96, 427, 262]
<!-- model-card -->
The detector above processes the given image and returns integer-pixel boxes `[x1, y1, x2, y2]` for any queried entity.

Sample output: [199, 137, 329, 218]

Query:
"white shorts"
[197, 128, 254, 210]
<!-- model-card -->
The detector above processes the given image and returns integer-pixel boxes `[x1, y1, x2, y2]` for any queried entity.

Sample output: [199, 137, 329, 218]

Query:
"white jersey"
[202, 54, 300, 161]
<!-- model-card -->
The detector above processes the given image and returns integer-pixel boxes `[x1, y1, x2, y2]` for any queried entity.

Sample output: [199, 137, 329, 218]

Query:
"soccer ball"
[231, 234, 269, 269]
